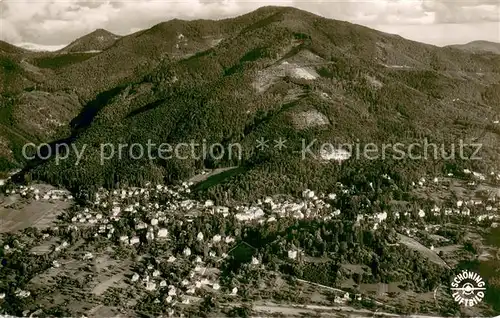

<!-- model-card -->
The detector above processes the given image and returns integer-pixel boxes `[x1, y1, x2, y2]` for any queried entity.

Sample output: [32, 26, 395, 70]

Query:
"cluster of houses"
[57, 184, 345, 235]
[4, 185, 74, 201]
[126, 255, 237, 311]
[2, 172, 499, 251]
[1, 170, 498, 244]
[2, 167, 500, 310]
[411, 169, 499, 208]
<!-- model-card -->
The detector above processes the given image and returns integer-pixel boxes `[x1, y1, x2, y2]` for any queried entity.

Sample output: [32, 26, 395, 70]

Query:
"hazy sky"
[1, 0, 499, 49]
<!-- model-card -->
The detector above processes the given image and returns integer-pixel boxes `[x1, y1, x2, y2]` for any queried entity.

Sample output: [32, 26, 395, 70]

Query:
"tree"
[228, 304, 252, 317]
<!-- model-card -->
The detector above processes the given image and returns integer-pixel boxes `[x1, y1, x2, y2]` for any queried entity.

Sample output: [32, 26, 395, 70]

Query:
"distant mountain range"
[447, 40, 500, 54]
[11, 26, 500, 56]
[57, 29, 121, 53]
[1, 6, 499, 199]
[13, 43, 67, 52]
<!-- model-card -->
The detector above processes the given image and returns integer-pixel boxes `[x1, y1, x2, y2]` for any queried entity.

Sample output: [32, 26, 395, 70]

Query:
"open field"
[0, 200, 70, 232]
[0, 202, 71, 233]
[188, 167, 239, 184]
[397, 234, 450, 269]
[0, 185, 72, 233]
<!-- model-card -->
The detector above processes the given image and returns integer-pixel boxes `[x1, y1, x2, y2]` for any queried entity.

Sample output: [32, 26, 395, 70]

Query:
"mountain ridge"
[1, 6, 499, 197]
[57, 28, 121, 53]
[447, 40, 500, 54]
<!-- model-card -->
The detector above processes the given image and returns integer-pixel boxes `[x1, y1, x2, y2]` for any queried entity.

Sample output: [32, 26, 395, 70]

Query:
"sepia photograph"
[0, 0, 499, 317]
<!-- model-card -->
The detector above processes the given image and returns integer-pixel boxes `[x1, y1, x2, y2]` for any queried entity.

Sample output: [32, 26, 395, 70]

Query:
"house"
[168, 286, 176, 296]
[302, 189, 315, 199]
[83, 252, 93, 260]
[167, 256, 176, 263]
[15, 289, 30, 298]
[197, 232, 204, 241]
[288, 250, 298, 260]
[145, 282, 157, 291]
[375, 211, 387, 222]
[131, 273, 140, 282]
[333, 296, 345, 304]
[157, 228, 169, 238]
[418, 210, 426, 218]
[129, 237, 140, 245]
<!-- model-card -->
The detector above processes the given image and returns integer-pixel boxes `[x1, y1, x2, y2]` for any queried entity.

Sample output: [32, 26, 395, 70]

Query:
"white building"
[288, 250, 298, 260]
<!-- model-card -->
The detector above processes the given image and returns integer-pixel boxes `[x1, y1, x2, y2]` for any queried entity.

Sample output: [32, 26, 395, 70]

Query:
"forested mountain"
[57, 29, 121, 53]
[447, 40, 500, 55]
[1, 6, 500, 199]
